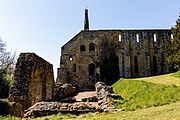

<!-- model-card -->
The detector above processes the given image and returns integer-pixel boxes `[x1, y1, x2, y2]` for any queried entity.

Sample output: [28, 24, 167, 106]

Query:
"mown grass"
[131, 71, 180, 86]
[112, 78, 180, 111]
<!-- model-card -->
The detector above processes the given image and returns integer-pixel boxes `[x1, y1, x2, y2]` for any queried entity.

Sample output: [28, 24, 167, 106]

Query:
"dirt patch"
[74, 91, 96, 101]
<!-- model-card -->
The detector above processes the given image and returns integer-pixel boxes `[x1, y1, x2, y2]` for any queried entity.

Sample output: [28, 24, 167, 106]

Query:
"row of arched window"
[118, 34, 174, 43]
[80, 43, 95, 52]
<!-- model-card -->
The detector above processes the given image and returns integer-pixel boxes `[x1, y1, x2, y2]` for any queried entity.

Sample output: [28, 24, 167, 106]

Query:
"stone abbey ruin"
[8, 9, 173, 118]
[56, 9, 172, 90]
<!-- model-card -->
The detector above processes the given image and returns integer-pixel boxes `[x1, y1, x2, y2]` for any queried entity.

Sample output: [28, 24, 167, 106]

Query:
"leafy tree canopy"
[167, 15, 180, 70]
[0, 39, 15, 72]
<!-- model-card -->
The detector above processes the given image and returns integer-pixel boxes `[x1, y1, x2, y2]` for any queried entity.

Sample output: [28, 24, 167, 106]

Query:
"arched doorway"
[134, 56, 138, 74]
[100, 52, 120, 85]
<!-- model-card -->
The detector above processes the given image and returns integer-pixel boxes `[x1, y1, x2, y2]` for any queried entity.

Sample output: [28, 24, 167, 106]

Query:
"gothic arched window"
[134, 56, 138, 73]
[153, 56, 157, 73]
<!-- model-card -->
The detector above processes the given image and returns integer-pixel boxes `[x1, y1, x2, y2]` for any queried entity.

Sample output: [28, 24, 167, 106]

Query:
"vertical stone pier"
[8, 53, 54, 117]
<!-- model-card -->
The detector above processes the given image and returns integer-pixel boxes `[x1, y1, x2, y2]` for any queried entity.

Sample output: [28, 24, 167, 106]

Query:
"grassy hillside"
[112, 71, 180, 111]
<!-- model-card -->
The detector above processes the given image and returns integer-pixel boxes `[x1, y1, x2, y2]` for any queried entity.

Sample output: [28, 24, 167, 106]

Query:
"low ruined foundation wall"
[8, 53, 54, 117]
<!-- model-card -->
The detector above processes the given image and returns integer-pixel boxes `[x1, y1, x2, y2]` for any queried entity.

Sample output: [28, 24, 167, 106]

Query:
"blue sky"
[0, 0, 180, 78]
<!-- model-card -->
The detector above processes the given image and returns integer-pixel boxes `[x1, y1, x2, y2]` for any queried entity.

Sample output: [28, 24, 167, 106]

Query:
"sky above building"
[0, 0, 180, 78]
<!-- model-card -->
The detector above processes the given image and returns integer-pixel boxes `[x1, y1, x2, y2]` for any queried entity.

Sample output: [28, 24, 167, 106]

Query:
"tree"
[167, 15, 180, 70]
[0, 38, 15, 98]
[0, 39, 15, 72]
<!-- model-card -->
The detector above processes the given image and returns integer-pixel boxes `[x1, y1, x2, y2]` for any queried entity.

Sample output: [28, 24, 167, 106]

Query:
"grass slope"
[130, 71, 180, 86]
[112, 72, 180, 111]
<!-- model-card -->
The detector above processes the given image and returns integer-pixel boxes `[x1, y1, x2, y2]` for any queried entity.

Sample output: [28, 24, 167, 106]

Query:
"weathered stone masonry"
[56, 9, 172, 90]
[9, 53, 54, 117]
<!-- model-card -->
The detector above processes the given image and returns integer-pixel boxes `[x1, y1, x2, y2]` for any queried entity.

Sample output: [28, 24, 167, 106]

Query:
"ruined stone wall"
[57, 31, 100, 90]
[9, 53, 54, 117]
[57, 29, 171, 89]
[117, 29, 171, 77]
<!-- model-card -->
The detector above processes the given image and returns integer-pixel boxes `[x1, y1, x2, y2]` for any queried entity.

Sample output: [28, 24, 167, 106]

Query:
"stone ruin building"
[8, 9, 173, 118]
[56, 9, 172, 90]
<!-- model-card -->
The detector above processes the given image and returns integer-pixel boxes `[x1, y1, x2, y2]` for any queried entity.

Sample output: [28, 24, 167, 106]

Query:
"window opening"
[136, 34, 139, 42]
[171, 34, 174, 40]
[69, 57, 73, 61]
[134, 56, 138, 73]
[153, 56, 157, 73]
[119, 34, 122, 42]
[80, 45, 86, 52]
[73, 64, 76, 72]
[154, 34, 157, 42]
[89, 63, 95, 76]
[89, 43, 95, 52]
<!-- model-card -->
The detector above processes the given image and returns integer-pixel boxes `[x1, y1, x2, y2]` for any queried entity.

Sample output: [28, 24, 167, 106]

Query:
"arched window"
[136, 34, 139, 42]
[80, 45, 86, 52]
[171, 34, 174, 40]
[73, 64, 76, 72]
[153, 56, 157, 74]
[153, 34, 157, 42]
[69, 57, 73, 61]
[89, 63, 95, 76]
[119, 34, 122, 42]
[134, 56, 138, 73]
[89, 43, 95, 52]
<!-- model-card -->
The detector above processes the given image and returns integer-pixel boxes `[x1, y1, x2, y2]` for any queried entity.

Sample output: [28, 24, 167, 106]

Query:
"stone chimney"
[84, 9, 89, 31]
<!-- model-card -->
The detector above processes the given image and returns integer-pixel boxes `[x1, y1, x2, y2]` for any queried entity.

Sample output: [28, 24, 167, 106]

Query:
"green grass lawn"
[112, 79, 180, 111]
[112, 71, 180, 111]
[131, 71, 180, 86]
